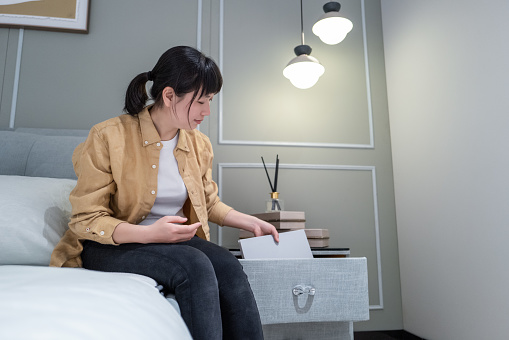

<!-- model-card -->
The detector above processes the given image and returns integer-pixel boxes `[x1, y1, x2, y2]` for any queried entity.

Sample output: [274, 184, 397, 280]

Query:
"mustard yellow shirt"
[50, 107, 232, 267]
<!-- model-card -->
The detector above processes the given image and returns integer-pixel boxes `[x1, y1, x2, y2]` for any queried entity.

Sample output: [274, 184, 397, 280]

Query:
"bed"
[0, 129, 192, 339]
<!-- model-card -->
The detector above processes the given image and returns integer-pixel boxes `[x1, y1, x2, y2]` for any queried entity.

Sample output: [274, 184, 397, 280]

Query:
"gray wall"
[0, 0, 200, 129]
[382, 0, 509, 339]
[0, 0, 402, 331]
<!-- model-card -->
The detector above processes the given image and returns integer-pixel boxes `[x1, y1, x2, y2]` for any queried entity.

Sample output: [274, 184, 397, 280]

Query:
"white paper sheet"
[238, 229, 313, 259]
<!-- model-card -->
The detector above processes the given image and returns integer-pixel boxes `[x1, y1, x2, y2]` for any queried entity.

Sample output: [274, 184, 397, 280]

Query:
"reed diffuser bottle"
[266, 192, 284, 212]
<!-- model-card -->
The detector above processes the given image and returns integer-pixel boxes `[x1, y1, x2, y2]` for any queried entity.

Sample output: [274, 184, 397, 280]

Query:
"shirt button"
[144, 141, 148, 145]
[99, 231, 105, 236]
[151, 190, 156, 194]
[141, 216, 146, 219]
[152, 164, 157, 169]
[156, 142, 161, 147]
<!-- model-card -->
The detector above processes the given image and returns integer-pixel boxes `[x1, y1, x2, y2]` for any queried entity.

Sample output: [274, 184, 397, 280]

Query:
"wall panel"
[220, 0, 373, 148]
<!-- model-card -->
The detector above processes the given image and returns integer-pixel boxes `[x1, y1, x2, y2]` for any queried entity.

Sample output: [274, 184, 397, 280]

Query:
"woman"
[50, 46, 279, 340]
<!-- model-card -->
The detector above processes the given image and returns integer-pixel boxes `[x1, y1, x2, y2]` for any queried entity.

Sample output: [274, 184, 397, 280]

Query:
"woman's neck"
[149, 105, 179, 141]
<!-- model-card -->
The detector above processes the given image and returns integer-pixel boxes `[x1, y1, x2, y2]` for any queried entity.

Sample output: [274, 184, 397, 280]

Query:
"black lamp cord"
[300, 0, 305, 45]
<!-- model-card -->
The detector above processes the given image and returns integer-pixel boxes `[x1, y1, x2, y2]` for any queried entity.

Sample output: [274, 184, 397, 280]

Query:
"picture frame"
[0, 0, 90, 34]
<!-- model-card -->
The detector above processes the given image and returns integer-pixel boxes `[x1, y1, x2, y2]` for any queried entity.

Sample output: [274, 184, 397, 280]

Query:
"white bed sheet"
[0, 265, 191, 340]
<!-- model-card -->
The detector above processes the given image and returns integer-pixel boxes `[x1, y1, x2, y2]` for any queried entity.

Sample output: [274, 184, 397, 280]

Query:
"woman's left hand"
[223, 210, 279, 243]
[249, 218, 279, 243]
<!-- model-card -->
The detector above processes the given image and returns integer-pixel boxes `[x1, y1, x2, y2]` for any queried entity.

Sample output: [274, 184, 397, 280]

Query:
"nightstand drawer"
[240, 258, 369, 325]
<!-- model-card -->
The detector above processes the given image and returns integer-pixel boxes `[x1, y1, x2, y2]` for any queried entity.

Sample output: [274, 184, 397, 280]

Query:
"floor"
[354, 330, 426, 340]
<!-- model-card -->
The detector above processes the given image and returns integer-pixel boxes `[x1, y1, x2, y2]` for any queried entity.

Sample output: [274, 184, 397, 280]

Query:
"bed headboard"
[0, 129, 88, 180]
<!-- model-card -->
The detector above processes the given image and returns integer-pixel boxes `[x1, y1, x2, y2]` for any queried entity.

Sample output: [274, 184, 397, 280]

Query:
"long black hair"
[124, 46, 222, 116]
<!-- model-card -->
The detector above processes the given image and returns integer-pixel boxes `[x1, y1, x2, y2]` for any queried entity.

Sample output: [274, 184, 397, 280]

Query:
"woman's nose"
[203, 103, 211, 116]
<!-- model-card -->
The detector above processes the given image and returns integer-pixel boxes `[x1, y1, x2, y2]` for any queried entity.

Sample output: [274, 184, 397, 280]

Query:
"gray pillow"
[0, 175, 76, 266]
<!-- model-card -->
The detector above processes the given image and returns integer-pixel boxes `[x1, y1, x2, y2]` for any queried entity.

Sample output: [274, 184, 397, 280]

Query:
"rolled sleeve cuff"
[74, 216, 123, 245]
[208, 201, 233, 227]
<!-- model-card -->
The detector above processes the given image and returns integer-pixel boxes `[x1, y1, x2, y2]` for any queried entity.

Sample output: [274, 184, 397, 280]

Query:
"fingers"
[272, 229, 280, 243]
[169, 222, 201, 243]
[251, 223, 279, 243]
[162, 215, 188, 223]
[262, 220, 279, 243]
[152, 216, 202, 243]
[174, 222, 201, 234]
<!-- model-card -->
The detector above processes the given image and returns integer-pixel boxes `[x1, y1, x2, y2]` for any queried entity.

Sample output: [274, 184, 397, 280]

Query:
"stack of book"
[239, 211, 330, 248]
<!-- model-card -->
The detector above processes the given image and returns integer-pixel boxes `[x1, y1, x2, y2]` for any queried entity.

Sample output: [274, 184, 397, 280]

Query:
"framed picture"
[0, 0, 90, 34]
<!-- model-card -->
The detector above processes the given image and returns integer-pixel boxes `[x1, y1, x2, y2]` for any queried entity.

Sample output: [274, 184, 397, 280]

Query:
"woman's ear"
[162, 87, 175, 107]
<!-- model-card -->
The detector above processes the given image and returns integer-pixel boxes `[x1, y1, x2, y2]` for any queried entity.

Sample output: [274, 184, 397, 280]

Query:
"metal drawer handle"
[292, 285, 316, 296]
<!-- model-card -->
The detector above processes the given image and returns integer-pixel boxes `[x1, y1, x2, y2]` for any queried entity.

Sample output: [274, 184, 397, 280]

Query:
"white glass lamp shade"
[312, 12, 353, 45]
[283, 55, 325, 89]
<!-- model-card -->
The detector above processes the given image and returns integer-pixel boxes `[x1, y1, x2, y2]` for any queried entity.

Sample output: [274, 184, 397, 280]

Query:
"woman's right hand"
[149, 216, 201, 243]
[112, 216, 201, 244]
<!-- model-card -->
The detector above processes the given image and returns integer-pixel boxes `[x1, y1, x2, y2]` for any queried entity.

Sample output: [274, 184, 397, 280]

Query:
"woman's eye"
[197, 101, 204, 104]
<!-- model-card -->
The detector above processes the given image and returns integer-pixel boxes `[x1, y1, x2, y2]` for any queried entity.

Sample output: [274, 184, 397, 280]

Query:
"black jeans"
[81, 237, 264, 340]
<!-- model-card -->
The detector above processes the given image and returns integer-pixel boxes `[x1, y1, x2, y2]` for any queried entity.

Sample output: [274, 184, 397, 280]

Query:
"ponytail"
[124, 72, 150, 116]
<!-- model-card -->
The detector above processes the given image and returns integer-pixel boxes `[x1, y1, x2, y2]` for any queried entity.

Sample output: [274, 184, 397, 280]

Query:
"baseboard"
[354, 330, 426, 340]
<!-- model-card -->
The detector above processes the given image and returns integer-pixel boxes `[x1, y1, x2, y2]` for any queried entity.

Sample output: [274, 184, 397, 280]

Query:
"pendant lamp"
[283, 0, 325, 89]
[312, 2, 353, 45]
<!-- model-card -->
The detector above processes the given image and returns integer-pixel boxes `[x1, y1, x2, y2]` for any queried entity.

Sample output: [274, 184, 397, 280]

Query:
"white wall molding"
[217, 0, 374, 149]
[9, 28, 23, 129]
[195, 0, 203, 132]
[217, 162, 383, 310]
[197, 0, 203, 51]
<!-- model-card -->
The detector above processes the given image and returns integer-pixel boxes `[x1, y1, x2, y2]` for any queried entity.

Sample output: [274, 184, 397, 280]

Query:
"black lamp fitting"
[323, 1, 341, 13]
[294, 44, 312, 56]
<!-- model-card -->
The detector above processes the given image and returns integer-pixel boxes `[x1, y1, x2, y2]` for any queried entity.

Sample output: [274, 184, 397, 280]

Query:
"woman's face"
[173, 91, 214, 130]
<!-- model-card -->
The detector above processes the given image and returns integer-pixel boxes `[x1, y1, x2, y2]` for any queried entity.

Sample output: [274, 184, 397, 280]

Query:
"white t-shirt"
[139, 132, 188, 226]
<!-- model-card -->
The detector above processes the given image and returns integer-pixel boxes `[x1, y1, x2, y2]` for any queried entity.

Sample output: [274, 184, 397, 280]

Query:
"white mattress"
[0, 266, 191, 340]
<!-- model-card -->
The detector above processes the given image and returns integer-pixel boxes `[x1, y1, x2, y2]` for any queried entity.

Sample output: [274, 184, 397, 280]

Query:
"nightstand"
[240, 258, 369, 340]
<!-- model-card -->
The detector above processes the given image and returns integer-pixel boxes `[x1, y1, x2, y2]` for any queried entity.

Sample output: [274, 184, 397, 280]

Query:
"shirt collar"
[138, 106, 190, 152]
[176, 129, 190, 152]
[138, 106, 161, 147]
